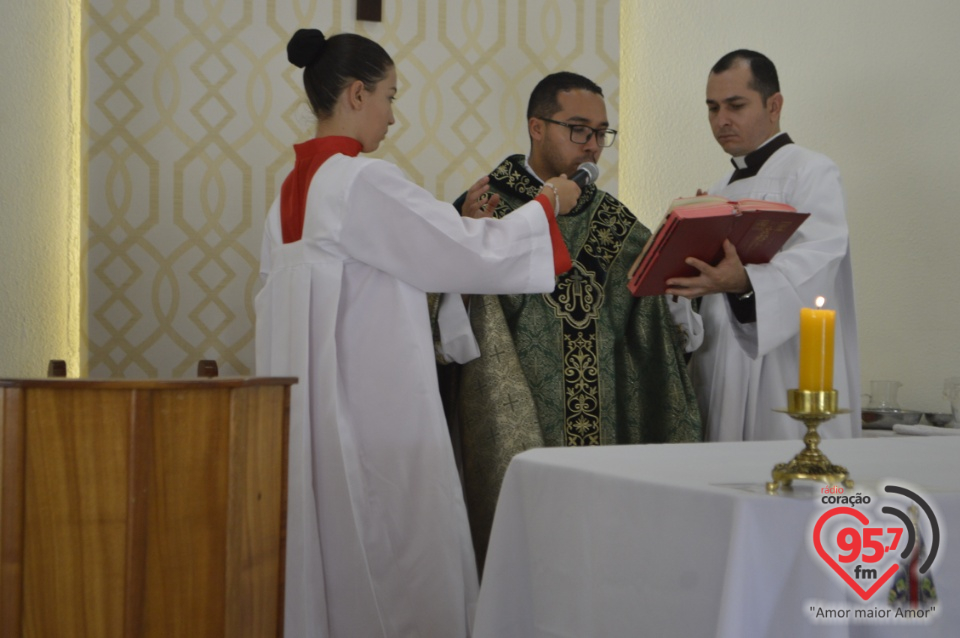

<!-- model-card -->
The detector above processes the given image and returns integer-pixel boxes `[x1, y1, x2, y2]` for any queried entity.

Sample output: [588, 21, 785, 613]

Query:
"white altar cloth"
[474, 437, 958, 638]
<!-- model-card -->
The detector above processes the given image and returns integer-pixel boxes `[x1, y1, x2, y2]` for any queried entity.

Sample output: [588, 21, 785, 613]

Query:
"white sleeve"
[338, 160, 558, 295]
[258, 197, 282, 288]
[436, 293, 481, 363]
[667, 295, 704, 353]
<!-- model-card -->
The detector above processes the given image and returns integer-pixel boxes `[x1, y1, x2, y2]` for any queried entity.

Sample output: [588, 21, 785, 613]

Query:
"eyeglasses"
[538, 117, 618, 147]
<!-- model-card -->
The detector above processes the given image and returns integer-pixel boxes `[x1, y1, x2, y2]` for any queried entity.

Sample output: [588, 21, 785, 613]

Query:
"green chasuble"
[449, 155, 702, 570]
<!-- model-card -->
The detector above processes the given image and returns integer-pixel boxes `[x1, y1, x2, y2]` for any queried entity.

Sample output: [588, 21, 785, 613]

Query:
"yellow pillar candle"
[799, 296, 836, 391]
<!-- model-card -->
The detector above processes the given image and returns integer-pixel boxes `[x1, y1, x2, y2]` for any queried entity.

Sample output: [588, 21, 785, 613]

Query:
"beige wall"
[0, 1, 81, 378]
[83, 0, 619, 378]
[621, 1, 960, 413]
[4, 1, 957, 413]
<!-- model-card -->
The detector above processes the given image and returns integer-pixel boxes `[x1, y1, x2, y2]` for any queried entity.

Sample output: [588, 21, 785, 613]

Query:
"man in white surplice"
[667, 49, 861, 441]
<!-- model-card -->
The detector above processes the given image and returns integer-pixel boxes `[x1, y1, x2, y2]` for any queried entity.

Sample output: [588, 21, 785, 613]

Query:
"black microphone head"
[571, 162, 600, 187]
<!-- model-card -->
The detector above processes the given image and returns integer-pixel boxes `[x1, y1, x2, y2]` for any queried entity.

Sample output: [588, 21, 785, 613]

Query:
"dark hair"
[287, 28, 394, 119]
[711, 50, 780, 103]
[526, 72, 604, 120]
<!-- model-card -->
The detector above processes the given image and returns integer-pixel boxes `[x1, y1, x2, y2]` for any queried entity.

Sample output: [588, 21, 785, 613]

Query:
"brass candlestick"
[766, 389, 854, 494]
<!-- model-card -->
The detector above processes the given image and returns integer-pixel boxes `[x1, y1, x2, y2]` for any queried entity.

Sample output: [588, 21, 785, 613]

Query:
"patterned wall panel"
[84, 0, 620, 378]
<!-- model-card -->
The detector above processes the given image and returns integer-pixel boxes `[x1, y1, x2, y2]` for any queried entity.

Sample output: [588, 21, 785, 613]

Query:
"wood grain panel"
[0, 378, 293, 637]
[142, 388, 230, 636]
[224, 385, 288, 637]
[22, 389, 131, 637]
[1, 388, 26, 637]
[123, 390, 154, 636]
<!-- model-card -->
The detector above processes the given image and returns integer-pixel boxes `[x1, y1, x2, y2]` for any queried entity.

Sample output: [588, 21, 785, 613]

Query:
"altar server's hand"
[462, 176, 500, 219]
[665, 239, 751, 298]
[542, 175, 581, 216]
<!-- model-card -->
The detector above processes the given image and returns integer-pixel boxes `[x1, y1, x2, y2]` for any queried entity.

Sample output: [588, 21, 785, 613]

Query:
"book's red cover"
[627, 199, 809, 297]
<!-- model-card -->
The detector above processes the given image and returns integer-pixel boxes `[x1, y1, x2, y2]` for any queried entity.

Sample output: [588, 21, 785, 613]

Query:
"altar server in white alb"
[666, 49, 860, 441]
[255, 28, 579, 638]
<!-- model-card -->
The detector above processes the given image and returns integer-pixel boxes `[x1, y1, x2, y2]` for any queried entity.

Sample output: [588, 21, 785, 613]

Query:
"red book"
[627, 196, 809, 297]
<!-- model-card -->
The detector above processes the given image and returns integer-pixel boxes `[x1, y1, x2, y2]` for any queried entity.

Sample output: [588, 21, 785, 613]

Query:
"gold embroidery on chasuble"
[549, 196, 633, 446]
[489, 163, 542, 202]
[545, 263, 602, 445]
[548, 263, 603, 330]
[486, 155, 637, 447]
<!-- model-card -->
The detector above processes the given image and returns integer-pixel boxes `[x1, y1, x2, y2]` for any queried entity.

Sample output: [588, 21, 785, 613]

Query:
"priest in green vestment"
[440, 72, 702, 571]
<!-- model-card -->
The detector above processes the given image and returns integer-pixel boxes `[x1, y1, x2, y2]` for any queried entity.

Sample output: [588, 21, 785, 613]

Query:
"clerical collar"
[522, 154, 545, 184]
[728, 133, 793, 184]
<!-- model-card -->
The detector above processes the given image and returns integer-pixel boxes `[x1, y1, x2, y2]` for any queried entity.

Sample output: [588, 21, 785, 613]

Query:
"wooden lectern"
[0, 377, 295, 637]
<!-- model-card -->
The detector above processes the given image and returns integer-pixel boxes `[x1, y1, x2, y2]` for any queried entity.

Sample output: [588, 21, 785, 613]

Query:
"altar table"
[474, 437, 959, 638]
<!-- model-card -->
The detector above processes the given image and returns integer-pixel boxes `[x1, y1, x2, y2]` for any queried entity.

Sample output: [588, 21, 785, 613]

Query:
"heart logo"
[813, 507, 901, 600]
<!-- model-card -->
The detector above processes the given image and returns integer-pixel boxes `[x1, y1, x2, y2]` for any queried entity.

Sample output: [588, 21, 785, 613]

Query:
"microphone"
[570, 162, 599, 188]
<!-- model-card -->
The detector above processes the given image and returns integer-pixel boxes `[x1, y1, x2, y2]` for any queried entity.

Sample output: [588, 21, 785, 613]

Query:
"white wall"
[621, 1, 960, 414]
[0, 1, 81, 377]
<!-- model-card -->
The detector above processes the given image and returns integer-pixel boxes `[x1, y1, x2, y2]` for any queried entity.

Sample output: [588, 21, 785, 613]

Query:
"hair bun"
[287, 28, 326, 69]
